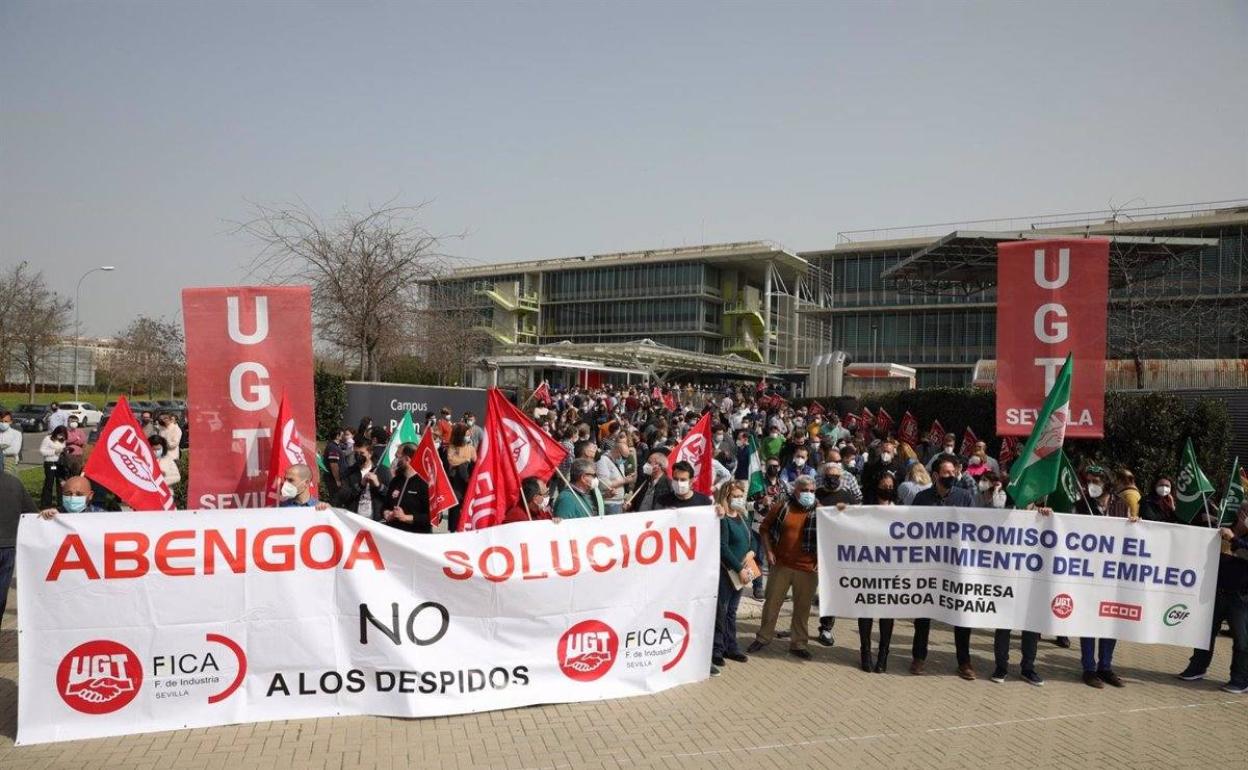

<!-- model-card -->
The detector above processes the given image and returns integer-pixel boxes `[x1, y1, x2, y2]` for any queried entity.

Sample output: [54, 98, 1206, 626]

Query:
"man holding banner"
[1177, 499, 1248, 693]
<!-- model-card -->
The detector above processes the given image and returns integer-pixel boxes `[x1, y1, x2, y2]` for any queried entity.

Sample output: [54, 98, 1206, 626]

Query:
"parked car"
[13, 403, 51, 432]
[157, 399, 186, 411]
[58, 401, 104, 426]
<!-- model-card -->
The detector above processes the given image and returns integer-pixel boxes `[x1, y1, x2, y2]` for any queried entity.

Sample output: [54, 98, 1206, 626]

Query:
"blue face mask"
[797, 491, 817, 509]
[0, 422, 9, 432]
[63, 495, 88, 513]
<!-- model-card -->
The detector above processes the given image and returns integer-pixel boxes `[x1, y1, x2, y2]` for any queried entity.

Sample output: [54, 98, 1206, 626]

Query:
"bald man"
[278, 463, 330, 510]
[39, 475, 104, 518]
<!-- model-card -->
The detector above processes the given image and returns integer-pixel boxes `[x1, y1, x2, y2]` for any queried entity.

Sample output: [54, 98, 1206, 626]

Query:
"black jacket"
[335, 461, 392, 520]
[0, 472, 37, 548]
[385, 470, 431, 534]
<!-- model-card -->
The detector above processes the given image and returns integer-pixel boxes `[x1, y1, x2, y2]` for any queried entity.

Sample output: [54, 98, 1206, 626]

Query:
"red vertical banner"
[996, 239, 1108, 438]
[182, 286, 318, 508]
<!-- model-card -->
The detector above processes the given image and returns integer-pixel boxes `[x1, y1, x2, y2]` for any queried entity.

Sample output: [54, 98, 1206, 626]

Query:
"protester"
[445, 423, 477, 532]
[464, 411, 484, 450]
[158, 413, 183, 461]
[336, 442, 391, 520]
[748, 475, 820, 660]
[861, 440, 904, 503]
[974, 470, 1007, 509]
[657, 461, 712, 509]
[630, 449, 671, 512]
[712, 480, 753, 676]
[927, 433, 958, 470]
[320, 427, 349, 500]
[748, 457, 786, 601]
[278, 464, 329, 510]
[64, 416, 86, 459]
[911, 454, 976, 678]
[780, 445, 816, 489]
[1177, 501, 1248, 693]
[819, 449, 862, 502]
[39, 425, 68, 509]
[45, 402, 68, 432]
[1139, 474, 1178, 523]
[503, 477, 553, 524]
[38, 474, 104, 517]
[0, 411, 22, 476]
[381, 444, 431, 532]
[149, 435, 180, 486]
[1116, 468, 1142, 518]
[897, 462, 931, 505]
[857, 472, 898, 672]
[596, 435, 635, 514]
[139, 410, 158, 438]
[969, 441, 1000, 474]
[1073, 464, 1136, 688]
[0, 466, 36, 620]
[554, 458, 603, 519]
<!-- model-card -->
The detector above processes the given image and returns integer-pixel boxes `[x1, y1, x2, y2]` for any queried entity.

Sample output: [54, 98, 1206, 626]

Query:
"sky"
[2, 0, 1246, 337]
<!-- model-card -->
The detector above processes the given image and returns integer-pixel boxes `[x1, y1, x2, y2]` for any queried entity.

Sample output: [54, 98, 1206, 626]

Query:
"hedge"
[314, 367, 348, 441]
[795, 388, 1234, 493]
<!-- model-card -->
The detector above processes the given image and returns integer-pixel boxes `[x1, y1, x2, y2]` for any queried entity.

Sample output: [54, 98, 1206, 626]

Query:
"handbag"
[726, 550, 762, 591]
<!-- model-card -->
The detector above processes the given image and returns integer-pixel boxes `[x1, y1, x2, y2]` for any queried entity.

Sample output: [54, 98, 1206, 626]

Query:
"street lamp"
[73, 266, 116, 399]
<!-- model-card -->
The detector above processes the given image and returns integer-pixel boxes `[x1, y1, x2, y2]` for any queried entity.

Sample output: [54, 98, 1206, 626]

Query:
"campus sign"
[15, 507, 717, 745]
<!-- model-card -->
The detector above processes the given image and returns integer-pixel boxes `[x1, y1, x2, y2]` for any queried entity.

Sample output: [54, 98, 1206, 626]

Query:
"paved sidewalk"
[1, 589, 1244, 769]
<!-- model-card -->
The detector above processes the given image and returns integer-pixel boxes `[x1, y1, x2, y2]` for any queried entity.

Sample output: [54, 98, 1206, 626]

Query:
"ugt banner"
[183, 287, 317, 508]
[996, 239, 1108, 438]
[15, 507, 717, 745]
[817, 506, 1218, 648]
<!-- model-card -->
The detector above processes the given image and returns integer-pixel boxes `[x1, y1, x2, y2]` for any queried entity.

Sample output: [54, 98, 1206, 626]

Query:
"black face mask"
[937, 475, 957, 489]
[766, 466, 780, 477]
[354, 454, 366, 465]
[876, 487, 895, 501]
[824, 475, 841, 489]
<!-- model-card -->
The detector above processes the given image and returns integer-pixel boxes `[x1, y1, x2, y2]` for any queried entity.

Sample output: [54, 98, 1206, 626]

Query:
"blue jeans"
[713, 568, 743, 657]
[0, 546, 14, 620]
[1080, 637, 1117, 672]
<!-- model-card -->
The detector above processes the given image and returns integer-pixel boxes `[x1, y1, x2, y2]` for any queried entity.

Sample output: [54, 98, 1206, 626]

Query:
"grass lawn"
[18, 464, 42, 501]
[0, 390, 184, 407]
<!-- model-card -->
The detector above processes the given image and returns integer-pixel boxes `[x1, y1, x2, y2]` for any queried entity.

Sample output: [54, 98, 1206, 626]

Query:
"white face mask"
[978, 480, 992, 492]
[793, 457, 806, 467]
[968, 455, 983, 466]
[672, 479, 691, 496]
[535, 495, 549, 510]
[642, 462, 654, 476]
[880, 452, 894, 464]
[585, 476, 599, 491]
[1156, 485, 1171, 497]
[729, 498, 747, 513]
[279, 481, 299, 500]
[991, 489, 1008, 509]
[1086, 483, 1104, 499]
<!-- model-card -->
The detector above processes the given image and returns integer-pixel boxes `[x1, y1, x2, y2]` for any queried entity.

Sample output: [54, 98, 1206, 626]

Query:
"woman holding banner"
[858, 472, 897, 672]
[712, 481, 752, 675]
[1073, 465, 1136, 688]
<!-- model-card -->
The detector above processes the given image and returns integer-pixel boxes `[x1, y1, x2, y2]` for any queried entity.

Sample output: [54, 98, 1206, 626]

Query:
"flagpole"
[552, 466, 596, 518]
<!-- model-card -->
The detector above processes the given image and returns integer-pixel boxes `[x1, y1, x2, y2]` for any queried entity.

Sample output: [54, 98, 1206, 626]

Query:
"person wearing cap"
[1073, 464, 1136, 688]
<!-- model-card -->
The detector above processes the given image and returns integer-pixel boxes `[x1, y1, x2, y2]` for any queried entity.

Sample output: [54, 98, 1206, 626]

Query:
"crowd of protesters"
[6, 381, 1245, 695]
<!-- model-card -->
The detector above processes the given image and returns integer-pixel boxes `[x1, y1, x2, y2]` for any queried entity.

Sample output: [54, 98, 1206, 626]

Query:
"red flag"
[998, 435, 1020, 467]
[899, 411, 920, 447]
[84, 396, 175, 511]
[861, 408, 875, 431]
[668, 412, 714, 497]
[756, 377, 766, 394]
[265, 392, 317, 506]
[532, 381, 552, 407]
[662, 392, 677, 412]
[926, 419, 946, 447]
[460, 389, 568, 531]
[875, 408, 894, 435]
[959, 426, 979, 457]
[808, 401, 826, 417]
[843, 412, 859, 431]
[651, 385, 662, 400]
[413, 428, 457, 527]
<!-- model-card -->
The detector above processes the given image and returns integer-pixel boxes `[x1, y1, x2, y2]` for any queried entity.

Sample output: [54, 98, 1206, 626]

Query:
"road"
[0, 591, 1243, 769]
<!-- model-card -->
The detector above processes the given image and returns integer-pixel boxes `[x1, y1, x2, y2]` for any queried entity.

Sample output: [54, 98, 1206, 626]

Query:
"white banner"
[16, 507, 719, 745]
[817, 506, 1219, 648]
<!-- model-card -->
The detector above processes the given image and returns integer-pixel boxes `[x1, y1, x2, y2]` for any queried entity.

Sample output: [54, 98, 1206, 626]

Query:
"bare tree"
[5, 264, 72, 398]
[236, 201, 458, 380]
[414, 307, 490, 386]
[105, 315, 185, 397]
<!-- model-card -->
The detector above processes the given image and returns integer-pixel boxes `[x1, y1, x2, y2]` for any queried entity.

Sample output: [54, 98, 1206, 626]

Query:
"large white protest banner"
[817, 506, 1219, 648]
[16, 507, 718, 745]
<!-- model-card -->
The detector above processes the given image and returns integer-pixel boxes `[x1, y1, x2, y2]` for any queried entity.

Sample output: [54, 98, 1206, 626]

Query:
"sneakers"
[1021, 671, 1046, 687]
[1219, 681, 1248, 694]
[817, 628, 835, 647]
[1082, 671, 1105, 689]
[1177, 666, 1207, 681]
[710, 665, 721, 677]
[910, 659, 925, 676]
[957, 663, 976, 681]
[725, 652, 748, 663]
[1098, 670, 1125, 688]
[990, 669, 1007, 683]
[790, 648, 813, 661]
[712, 655, 726, 667]
[746, 640, 767, 653]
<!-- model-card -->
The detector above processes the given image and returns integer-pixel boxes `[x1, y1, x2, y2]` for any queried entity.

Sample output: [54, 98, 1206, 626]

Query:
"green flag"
[1006, 354, 1073, 509]
[1174, 437, 1215, 524]
[746, 433, 765, 497]
[1045, 451, 1083, 513]
[1218, 456, 1243, 527]
[380, 411, 419, 469]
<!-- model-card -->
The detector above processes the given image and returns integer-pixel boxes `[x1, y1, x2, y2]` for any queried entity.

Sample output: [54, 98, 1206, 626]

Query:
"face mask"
[0, 423, 9, 432]
[714, 435, 724, 444]
[793, 457, 806, 467]
[354, 454, 367, 465]
[943, 445, 955, 453]
[729, 498, 747, 513]
[535, 495, 549, 511]
[797, 491, 817, 509]
[280, 481, 299, 500]
[1156, 485, 1171, 497]
[824, 474, 841, 489]
[63, 495, 88, 513]
[766, 466, 779, 477]
[586, 477, 600, 491]
[968, 455, 983, 466]
[68, 422, 79, 429]
[991, 489, 1008, 509]
[153, 447, 165, 459]
[880, 452, 894, 464]
[978, 480, 992, 492]
[938, 475, 957, 488]
[1087, 483, 1104, 499]
[672, 479, 691, 496]
[466, 420, 475, 427]
[642, 462, 654, 476]
[876, 487, 895, 501]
